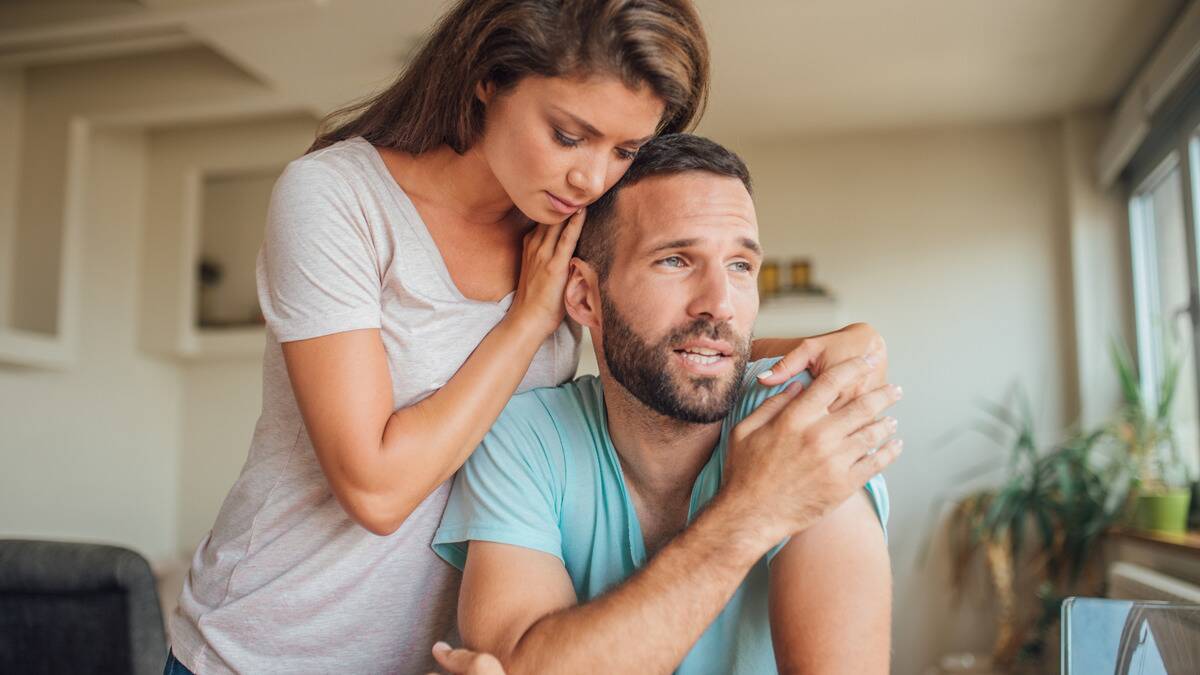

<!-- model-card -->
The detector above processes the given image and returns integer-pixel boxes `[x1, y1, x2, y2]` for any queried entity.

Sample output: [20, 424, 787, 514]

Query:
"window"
[1126, 98, 1200, 475]
[1129, 155, 1199, 460]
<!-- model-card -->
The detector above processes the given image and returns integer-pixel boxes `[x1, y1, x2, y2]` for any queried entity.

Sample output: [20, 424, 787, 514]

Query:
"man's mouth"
[672, 341, 734, 370]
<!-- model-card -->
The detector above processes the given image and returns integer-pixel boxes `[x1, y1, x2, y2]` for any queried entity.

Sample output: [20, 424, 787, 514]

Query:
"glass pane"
[1132, 162, 1200, 480]
[1062, 597, 1200, 674]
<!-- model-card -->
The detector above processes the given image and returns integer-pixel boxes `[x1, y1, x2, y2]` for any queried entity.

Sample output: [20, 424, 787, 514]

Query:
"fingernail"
[433, 641, 450, 653]
[885, 417, 898, 431]
[863, 354, 879, 368]
[892, 385, 903, 398]
[757, 369, 774, 380]
[896, 439, 904, 453]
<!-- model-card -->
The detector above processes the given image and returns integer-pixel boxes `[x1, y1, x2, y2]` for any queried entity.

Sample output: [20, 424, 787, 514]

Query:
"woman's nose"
[567, 156, 606, 199]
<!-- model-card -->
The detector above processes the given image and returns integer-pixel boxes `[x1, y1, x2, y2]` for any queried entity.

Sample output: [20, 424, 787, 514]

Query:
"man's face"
[597, 172, 761, 424]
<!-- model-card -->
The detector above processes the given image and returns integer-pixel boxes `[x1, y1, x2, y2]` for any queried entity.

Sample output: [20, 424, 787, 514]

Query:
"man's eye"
[730, 261, 754, 273]
[658, 256, 685, 268]
[553, 129, 581, 148]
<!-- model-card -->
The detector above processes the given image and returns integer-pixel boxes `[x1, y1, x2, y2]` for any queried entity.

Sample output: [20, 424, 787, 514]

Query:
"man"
[431, 134, 901, 674]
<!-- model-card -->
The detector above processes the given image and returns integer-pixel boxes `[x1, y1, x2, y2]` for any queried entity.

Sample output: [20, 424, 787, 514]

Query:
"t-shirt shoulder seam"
[531, 389, 570, 524]
[288, 147, 361, 191]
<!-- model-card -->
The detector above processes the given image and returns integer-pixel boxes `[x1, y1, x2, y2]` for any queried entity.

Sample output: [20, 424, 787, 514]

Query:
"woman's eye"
[616, 147, 638, 161]
[553, 129, 581, 148]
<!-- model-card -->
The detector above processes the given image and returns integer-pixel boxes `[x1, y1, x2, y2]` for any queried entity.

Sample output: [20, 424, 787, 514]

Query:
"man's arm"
[458, 494, 773, 675]
[450, 356, 901, 675]
[768, 490, 892, 675]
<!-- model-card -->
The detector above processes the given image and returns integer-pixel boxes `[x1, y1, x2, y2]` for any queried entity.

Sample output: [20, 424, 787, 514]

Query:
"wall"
[140, 115, 315, 552]
[200, 171, 279, 325]
[0, 47, 270, 562]
[730, 119, 1117, 675]
[0, 126, 186, 559]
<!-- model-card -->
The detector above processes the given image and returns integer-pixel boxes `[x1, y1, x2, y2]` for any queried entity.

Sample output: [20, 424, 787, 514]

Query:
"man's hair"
[576, 133, 752, 278]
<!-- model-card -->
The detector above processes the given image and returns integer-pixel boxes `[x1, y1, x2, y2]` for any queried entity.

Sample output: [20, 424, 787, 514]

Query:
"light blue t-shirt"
[433, 358, 890, 675]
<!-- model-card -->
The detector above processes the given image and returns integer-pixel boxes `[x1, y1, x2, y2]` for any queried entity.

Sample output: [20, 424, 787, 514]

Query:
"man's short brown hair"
[576, 133, 752, 279]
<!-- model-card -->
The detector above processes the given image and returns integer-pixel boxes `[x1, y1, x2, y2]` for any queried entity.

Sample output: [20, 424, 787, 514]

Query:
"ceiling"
[0, 0, 1187, 140]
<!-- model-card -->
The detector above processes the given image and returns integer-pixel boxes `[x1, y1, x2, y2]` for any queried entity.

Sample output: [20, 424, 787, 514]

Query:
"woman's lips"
[546, 191, 580, 215]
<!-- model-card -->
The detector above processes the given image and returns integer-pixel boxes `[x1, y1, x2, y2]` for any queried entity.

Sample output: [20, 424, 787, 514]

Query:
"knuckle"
[781, 413, 806, 437]
[846, 395, 873, 419]
[811, 428, 835, 451]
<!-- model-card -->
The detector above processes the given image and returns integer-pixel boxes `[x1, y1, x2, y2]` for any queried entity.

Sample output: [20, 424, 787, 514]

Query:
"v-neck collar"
[361, 138, 517, 308]
[592, 379, 733, 567]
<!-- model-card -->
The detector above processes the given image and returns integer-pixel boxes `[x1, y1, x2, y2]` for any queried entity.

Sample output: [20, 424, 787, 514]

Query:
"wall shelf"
[138, 112, 316, 361]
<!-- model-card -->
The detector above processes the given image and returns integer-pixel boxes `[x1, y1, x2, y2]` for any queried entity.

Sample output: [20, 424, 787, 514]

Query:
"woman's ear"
[564, 258, 601, 329]
[475, 80, 496, 105]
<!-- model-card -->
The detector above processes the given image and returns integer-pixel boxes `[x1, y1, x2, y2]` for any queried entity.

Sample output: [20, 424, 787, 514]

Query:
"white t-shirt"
[171, 137, 581, 674]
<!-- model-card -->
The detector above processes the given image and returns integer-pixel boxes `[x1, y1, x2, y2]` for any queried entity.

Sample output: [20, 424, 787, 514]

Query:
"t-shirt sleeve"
[733, 359, 891, 562]
[432, 395, 565, 570]
[256, 159, 383, 342]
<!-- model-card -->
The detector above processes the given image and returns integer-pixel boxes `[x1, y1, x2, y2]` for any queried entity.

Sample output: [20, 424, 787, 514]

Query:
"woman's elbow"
[337, 487, 420, 536]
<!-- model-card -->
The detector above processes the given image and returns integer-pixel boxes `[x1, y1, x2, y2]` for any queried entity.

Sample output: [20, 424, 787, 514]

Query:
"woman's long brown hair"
[308, 0, 708, 154]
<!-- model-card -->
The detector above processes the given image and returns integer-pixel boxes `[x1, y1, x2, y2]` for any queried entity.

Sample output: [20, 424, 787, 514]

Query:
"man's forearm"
[502, 495, 774, 675]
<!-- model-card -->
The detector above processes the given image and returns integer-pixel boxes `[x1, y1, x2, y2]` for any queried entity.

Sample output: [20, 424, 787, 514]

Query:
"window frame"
[1125, 81, 1200, 460]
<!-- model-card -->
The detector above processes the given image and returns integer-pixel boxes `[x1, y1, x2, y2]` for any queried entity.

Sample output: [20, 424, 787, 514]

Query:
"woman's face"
[475, 74, 666, 224]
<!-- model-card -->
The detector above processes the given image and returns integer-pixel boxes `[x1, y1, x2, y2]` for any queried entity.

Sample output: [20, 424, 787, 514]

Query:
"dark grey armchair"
[0, 539, 167, 675]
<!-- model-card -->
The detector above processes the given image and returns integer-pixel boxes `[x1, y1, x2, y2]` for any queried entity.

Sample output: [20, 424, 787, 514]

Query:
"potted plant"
[1110, 336, 1195, 533]
[943, 387, 1132, 672]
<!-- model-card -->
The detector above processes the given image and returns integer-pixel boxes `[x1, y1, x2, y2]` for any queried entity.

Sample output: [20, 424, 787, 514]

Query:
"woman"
[167, 1, 887, 673]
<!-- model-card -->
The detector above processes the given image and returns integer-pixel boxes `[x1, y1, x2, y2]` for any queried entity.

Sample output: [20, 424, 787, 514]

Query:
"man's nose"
[688, 264, 735, 324]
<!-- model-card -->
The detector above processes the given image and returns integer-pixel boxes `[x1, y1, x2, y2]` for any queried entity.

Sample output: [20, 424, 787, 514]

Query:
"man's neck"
[598, 365, 724, 513]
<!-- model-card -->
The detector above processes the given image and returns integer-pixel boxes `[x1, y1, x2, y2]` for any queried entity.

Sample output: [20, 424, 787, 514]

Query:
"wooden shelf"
[1110, 527, 1200, 557]
[753, 293, 842, 338]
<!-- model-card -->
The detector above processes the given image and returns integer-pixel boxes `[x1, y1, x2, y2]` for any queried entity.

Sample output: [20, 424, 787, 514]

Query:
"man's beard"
[600, 293, 751, 424]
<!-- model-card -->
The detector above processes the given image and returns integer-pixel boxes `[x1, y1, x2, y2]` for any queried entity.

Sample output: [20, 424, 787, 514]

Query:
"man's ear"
[565, 258, 601, 330]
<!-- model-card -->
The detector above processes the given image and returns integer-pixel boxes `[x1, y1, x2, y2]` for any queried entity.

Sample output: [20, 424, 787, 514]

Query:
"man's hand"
[720, 352, 901, 546]
[755, 322, 887, 411]
[429, 641, 507, 675]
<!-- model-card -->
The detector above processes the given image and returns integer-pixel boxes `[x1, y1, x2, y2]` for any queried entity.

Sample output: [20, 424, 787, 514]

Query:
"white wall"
[9, 47, 263, 336]
[0, 126, 185, 560]
[730, 119, 1116, 675]
[0, 47, 275, 562]
[139, 115, 315, 553]
[177, 359, 263, 554]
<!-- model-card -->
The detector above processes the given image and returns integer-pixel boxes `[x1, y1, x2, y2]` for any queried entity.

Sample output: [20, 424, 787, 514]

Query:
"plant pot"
[1134, 488, 1192, 534]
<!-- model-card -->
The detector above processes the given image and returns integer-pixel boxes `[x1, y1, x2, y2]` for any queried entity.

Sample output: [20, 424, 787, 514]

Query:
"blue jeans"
[163, 650, 195, 675]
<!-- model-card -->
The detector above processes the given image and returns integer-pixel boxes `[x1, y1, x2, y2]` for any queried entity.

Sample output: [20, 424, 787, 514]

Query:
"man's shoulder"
[482, 375, 604, 457]
[504, 375, 603, 425]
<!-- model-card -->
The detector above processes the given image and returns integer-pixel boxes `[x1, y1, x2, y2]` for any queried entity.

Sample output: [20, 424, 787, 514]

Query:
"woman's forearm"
[350, 315, 551, 533]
